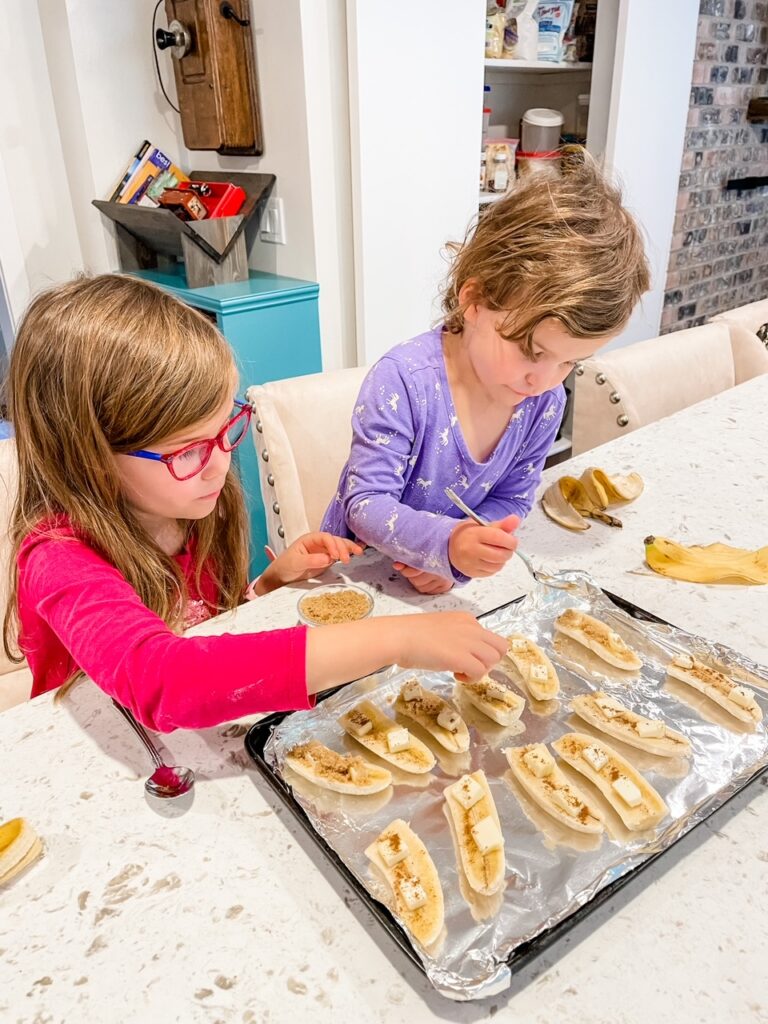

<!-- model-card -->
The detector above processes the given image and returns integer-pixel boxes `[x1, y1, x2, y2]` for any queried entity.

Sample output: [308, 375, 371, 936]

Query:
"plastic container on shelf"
[516, 150, 561, 180]
[487, 123, 509, 139]
[520, 108, 564, 154]
[576, 93, 590, 139]
[482, 107, 492, 146]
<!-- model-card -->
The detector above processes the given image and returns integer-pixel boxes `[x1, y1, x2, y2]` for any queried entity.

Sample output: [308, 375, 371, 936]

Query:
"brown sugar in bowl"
[297, 584, 374, 626]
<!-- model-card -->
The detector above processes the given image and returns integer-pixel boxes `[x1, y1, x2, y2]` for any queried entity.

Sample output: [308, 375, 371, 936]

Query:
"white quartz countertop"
[1, 377, 767, 1023]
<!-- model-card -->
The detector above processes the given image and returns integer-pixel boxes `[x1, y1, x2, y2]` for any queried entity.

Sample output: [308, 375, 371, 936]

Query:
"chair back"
[572, 323, 737, 455]
[246, 366, 369, 551]
[710, 299, 768, 383]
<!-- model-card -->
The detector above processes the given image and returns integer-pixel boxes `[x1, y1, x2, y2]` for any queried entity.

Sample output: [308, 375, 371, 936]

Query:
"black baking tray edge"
[244, 589, 768, 994]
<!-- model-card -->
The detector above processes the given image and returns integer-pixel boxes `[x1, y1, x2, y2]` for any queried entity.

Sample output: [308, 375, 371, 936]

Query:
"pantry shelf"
[484, 59, 592, 73]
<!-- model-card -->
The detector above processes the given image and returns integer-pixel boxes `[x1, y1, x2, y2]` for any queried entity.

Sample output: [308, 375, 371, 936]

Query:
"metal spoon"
[443, 486, 576, 589]
[111, 701, 195, 798]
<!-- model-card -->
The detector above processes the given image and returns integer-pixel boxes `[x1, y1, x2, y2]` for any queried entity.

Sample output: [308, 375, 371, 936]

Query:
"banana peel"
[644, 536, 768, 585]
[542, 467, 644, 532]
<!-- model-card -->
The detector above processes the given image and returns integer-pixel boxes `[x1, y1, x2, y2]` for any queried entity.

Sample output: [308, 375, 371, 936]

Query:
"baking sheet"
[255, 572, 768, 1000]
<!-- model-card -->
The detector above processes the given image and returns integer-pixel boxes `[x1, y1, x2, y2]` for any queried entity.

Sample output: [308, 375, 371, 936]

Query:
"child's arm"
[247, 533, 364, 597]
[20, 533, 505, 732]
[328, 361, 461, 580]
[473, 391, 566, 524]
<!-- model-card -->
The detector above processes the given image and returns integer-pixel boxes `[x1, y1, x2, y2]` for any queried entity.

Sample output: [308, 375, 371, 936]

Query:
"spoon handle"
[111, 700, 165, 769]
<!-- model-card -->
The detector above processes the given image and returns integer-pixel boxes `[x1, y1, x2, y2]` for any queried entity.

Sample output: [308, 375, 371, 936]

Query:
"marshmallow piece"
[436, 708, 461, 733]
[528, 663, 549, 683]
[509, 637, 528, 653]
[673, 653, 694, 670]
[346, 709, 373, 737]
[612, 775, 642, 808]
[636, 719, 665, 739]
[401, 679, 422, 702]
[729, 685, 757, 710]
[396, 875, 427, 911]
[582, 744, 608, 771]
[486, 679, 511, 701]
[595, 695, 625, 719]
[449, 775, 484, 810]
[523, 744, 555, 778]
[386, 727, 411, 753]
[377, 832, 409, 868]
[470, 815, 503, 855]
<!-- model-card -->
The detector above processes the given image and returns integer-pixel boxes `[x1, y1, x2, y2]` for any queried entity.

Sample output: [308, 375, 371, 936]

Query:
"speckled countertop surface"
[1, 377, 767, 1024]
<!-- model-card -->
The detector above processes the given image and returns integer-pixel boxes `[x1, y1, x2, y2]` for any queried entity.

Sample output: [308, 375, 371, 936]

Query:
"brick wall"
[661, 0, 768, 334]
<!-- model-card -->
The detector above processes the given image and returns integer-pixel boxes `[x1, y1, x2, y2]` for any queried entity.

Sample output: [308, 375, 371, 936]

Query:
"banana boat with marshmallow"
[555, 608, 642, 671]
[505, 743, 605, 834]
[571, 692, 691, 758]
[503, 634, 560, 700]
[552, 732, 668, 830]
[340, 700, 435, 773]
[284, 741, 392, 794]
[365, 819, 444, 948]
[667, 653, 763, 725]
[443, 770, 505, 895]
[393, 679, 470, 753]
[454, 676, 526, 727]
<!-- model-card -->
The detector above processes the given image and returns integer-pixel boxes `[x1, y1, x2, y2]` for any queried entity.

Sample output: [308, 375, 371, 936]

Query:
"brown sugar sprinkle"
[382, 831, 402, 855]
[289, 741, 368, 781]
[299, 589, 372, 625]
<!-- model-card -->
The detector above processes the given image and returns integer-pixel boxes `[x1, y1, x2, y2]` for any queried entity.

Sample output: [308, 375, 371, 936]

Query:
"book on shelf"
[108, 141, 189, 206]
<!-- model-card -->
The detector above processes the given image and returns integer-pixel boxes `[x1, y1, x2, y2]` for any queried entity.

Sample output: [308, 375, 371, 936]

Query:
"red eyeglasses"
[126, 400, 252, 481]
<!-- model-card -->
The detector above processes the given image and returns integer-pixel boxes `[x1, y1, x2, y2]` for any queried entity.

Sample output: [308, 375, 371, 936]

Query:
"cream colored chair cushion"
[710, 299, 768, 384]
[572, 323, 737, 456]
[246, 366, 369, 552]
[0, 438, 32, 710]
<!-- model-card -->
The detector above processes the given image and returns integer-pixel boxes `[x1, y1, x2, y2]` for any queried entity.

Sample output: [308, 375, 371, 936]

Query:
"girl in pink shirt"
[3, 275, 505, 731]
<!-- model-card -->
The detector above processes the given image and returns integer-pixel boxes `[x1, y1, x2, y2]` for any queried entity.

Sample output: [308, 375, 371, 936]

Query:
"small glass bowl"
[297, 583, 375, 627]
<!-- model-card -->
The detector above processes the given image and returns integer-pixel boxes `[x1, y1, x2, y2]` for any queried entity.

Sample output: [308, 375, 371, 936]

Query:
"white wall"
[31, 0, 352, 372]
[599, 0, 699, 348]
[347, 0, 486, 365]
[0, 1, 83, 323]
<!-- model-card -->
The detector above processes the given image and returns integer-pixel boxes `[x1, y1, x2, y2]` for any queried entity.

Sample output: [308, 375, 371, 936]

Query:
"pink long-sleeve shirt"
[16, 519, 312, 732]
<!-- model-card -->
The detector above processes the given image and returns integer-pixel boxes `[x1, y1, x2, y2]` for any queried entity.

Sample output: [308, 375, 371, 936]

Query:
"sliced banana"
[555, 608, 642, 671]
[552, 732, 668, 831]
[503, 634, 560, 701]
[505, 743, 605, 834]
[284, 740, 392, 795]
[443, 770, 505, 896]
[339, 700, 435, 774]
[365, 819, 444, 949]
[0, 818, 43, 885]
[454, 676, 525, 727]
[571, 692, 691, 758]
[393, 680, 470, 753]
[667, 654, 763, 725]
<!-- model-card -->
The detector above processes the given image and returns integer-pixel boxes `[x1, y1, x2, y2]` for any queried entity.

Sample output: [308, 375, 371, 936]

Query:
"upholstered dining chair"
[710, 297, 768, 382]
[0, 439, 33, 712]
[571, 320, 768, 456]
[246, 366, 369, 553]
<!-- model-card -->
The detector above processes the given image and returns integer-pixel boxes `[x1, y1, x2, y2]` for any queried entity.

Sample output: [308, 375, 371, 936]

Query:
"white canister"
[520, 108, 563, 154]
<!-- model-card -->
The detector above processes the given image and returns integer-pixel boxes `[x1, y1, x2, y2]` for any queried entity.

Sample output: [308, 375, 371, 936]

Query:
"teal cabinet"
[130, 267, 322, 574]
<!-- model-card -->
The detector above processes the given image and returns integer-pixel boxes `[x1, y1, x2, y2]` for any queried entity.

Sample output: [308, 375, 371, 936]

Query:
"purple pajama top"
[320, 327, 565, 582]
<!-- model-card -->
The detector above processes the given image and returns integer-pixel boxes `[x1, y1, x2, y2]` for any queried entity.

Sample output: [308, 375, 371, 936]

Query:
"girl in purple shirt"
[322, 153, 650, 593]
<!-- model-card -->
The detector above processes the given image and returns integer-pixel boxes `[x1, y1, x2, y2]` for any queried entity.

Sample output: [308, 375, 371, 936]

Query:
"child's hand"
[392, 562, 454, 595]
[250, 533, 364, 596]
[448, 514, 520, 578]
[397, 612, 507, 679]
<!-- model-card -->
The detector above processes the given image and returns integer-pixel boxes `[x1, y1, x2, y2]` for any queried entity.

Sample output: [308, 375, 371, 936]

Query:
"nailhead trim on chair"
[277, 526, 285, 538]
[261, 449, 269, 462]
[267, 473, 274, 486]
[272, 502, 280, 514]
[255, 420, 263, 433]
[595, 373, 606, 385]
[617, 414, 629, 427]
[609, 391, 621, 404]
[575, 364, 585, 375]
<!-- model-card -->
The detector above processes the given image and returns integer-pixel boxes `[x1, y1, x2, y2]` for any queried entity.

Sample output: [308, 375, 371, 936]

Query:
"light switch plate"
[260, 197, 286, 244]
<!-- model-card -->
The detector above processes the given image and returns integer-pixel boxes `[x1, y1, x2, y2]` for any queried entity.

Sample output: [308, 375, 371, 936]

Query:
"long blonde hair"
[441, 148, 650, 353]
[3, 273, 250, 667]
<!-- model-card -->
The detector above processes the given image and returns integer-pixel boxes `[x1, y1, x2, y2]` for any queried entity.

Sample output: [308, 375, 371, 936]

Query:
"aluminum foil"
[263, 572, 768, 1001]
